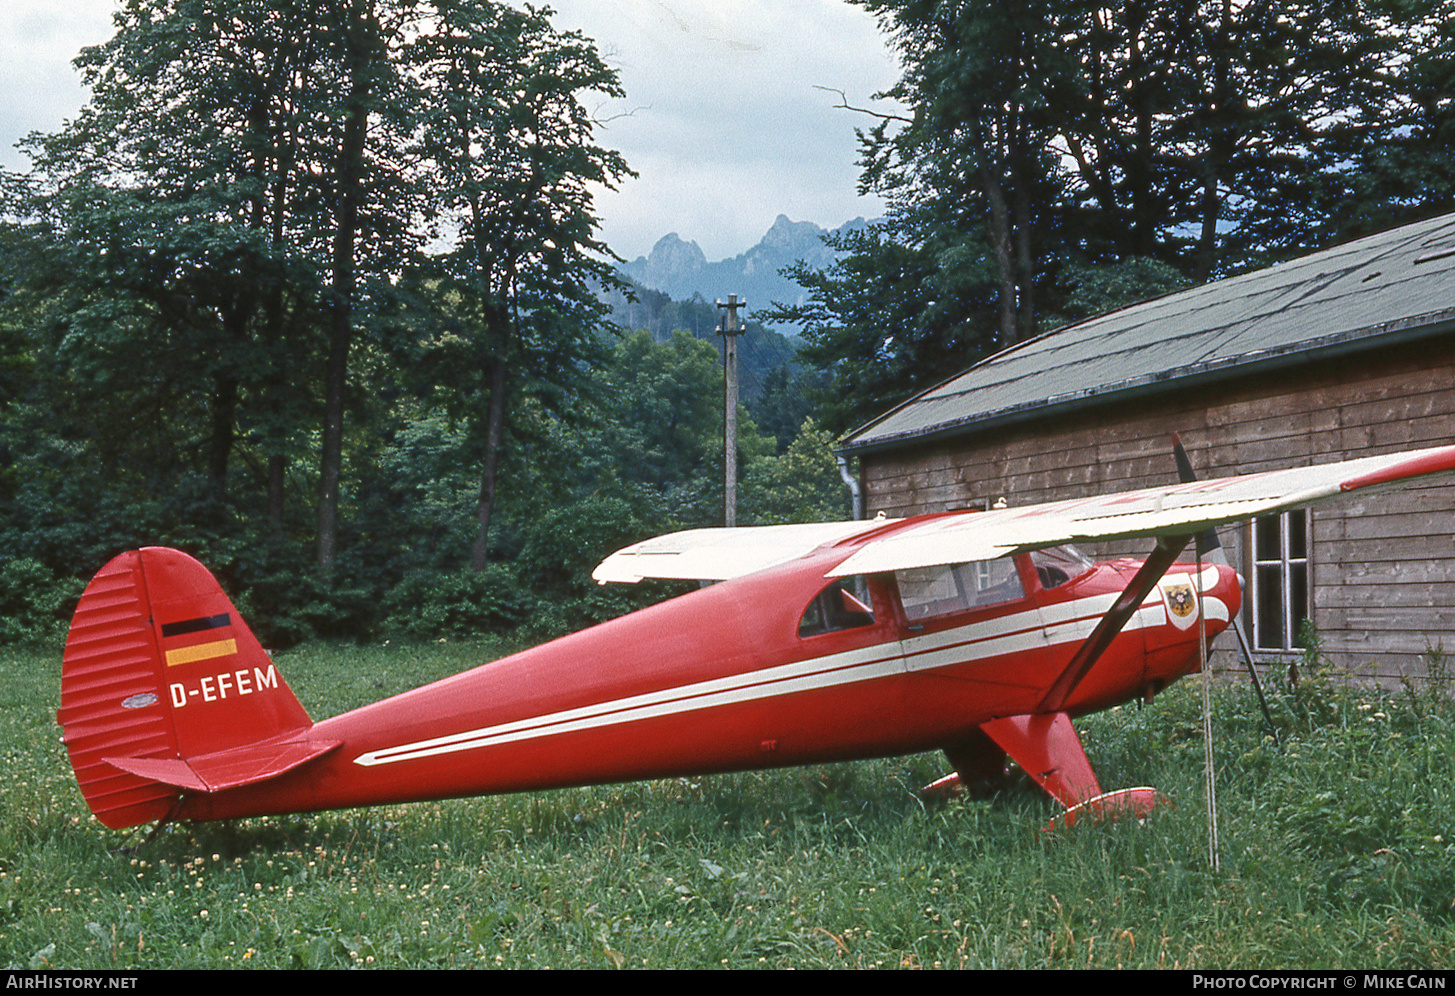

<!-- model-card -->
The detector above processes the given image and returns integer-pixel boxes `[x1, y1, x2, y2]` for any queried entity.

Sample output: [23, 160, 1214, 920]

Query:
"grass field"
[1, 636, 1452, 969]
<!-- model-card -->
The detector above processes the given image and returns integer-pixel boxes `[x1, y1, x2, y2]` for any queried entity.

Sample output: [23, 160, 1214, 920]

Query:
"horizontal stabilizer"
[105, 737, 341, 794]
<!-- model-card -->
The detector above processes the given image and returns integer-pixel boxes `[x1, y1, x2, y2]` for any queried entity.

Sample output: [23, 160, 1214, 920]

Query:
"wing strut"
[929, 529, 1190, 817]
[1171, 433, 1275, 736]
[1036, 533, 1192, 714]
[924, 535, 1188, 821]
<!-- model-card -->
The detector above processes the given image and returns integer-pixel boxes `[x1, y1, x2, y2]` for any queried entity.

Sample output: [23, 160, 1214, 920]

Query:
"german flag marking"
[161, 613, 231, 638]
[164, 638, 238, 667]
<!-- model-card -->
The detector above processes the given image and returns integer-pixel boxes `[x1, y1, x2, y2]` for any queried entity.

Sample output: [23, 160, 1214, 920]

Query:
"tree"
[0, 1, 651, 639]
[1298, 0, 1455, 243]
[750, 362, 829, 455]
[792, 0, 1455, 429]
[510, 330, 778, 536]
[742, 418, 849, 525]
[846, 0, 1069, 349]
[316, 0, 424, 570]
[769, 222, 1000, 437]
[13, 0, 639, 577]
[600, 330, 732, 494]
[11, 0, 430, 562]
[14, 1, 322, 516]
[405, 0, 631, 569]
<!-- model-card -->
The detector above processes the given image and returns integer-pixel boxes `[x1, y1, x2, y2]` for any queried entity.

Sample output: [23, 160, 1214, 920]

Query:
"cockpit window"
[896, 559, 1024, 621]
[1029, 545, 1094, 590]
[798, 576, 876, 638]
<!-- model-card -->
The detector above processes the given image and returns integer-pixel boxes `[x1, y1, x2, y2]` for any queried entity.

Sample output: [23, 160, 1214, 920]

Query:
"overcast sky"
[0, 0, 903, 262]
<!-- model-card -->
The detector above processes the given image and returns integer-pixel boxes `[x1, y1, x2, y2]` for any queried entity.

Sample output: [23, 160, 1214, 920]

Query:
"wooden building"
[838, 213, 1455, 680]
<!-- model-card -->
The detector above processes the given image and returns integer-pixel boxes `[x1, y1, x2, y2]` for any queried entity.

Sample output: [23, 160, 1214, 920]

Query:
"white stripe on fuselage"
[353, 570, 1228, 767]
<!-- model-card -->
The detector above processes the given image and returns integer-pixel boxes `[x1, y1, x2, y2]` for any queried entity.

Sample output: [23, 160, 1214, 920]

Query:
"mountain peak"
[630, 233, 708, 292]
[646, 232, 707, 266]
[619, 215, 868, 313]
[760, 214, 826, 253]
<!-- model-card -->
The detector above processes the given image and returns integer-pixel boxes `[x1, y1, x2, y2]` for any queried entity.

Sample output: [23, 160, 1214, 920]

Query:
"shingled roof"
[840, 212, 1455, 455]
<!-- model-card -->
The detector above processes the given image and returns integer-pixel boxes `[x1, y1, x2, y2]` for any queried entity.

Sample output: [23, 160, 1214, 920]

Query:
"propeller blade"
[1172, 432, 1227, 563]
[1170, 434, 1276, 736]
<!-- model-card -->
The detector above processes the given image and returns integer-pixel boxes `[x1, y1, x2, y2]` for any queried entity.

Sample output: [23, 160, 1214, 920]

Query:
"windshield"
[1029, 545, 1094, 590]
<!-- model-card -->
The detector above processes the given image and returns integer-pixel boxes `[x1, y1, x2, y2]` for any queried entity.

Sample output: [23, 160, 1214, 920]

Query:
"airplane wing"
[594, 444, 1455, 583]
[828, 444, 1455, 576]
[591, 519, 897, 584]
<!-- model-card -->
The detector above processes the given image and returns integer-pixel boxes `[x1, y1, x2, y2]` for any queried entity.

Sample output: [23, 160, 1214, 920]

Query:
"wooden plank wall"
[857, 340, 1455, 681]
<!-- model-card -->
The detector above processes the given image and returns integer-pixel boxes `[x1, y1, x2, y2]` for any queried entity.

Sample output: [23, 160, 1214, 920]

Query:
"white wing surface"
[828, 445, 1455, 576]
[593, 444, 1455, 583]
[591, 520, 897, 584]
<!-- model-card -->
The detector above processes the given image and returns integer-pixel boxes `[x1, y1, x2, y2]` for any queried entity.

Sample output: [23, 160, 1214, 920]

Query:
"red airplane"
[57, 444, 1455, 833]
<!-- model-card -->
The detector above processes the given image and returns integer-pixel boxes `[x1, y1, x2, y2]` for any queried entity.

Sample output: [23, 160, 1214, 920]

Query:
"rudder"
[58, 548, 325, 829]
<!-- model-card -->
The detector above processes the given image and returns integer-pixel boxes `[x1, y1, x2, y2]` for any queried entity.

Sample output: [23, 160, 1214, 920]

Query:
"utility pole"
[717, 294, 747, 527]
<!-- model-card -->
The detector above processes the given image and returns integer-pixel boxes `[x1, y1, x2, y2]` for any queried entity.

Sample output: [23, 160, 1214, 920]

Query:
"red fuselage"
[174, 536, 1239, 823]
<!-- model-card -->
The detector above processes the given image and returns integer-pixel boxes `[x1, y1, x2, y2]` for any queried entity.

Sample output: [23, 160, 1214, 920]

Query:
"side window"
[798, 576, 876, 638]
[896, 559, 1025, 621]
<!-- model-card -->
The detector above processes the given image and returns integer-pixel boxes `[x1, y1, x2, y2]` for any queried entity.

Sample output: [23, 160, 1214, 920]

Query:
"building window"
[1250, 510, 1310, 652]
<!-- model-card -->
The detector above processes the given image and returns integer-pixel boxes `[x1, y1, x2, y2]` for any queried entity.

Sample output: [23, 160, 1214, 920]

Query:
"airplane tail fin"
[57, 548, 335, 829]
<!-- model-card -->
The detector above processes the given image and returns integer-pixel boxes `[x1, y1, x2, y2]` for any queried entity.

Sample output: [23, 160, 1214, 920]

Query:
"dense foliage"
[776, 0, 1455, 436]
[4, 1, 1452, 641]
[0, 0, 846, 646]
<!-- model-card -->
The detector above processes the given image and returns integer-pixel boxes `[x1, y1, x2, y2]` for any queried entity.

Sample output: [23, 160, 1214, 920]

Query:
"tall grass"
[1, 638, 1451, 968]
